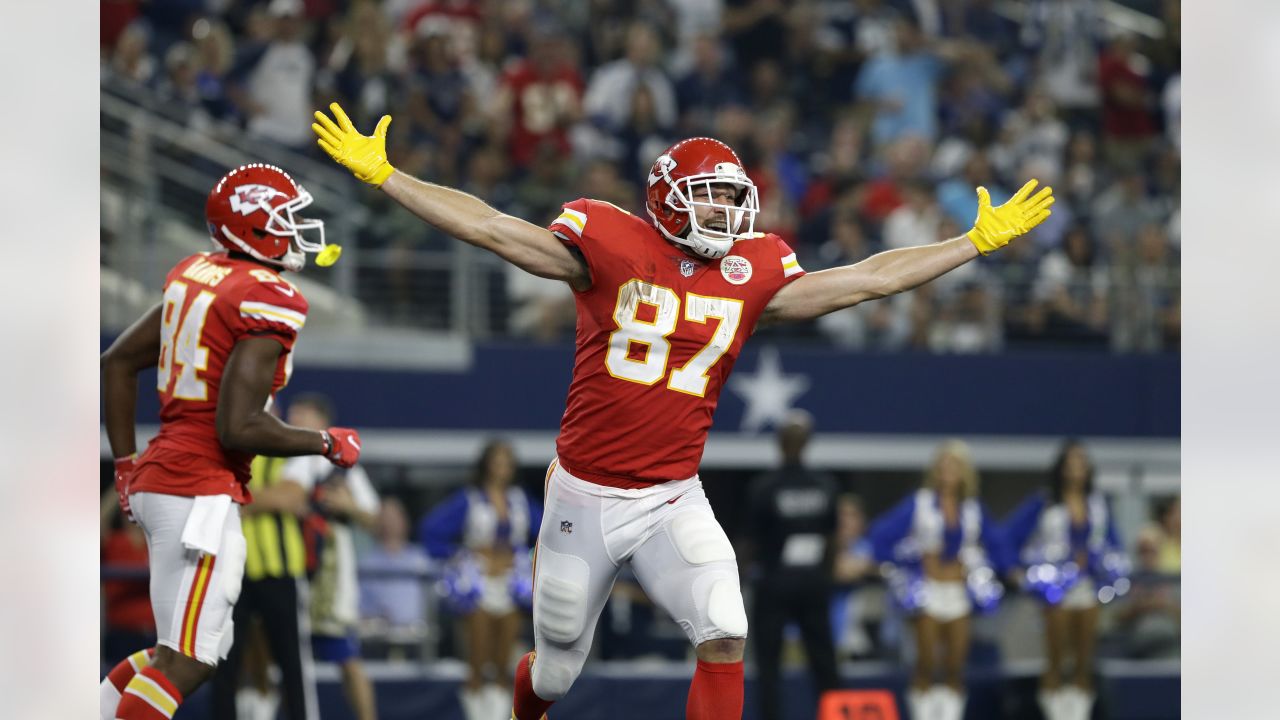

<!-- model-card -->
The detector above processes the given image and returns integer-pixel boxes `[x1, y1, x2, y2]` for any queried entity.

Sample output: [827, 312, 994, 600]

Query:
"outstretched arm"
[762, 180, 1053, 324]
[313, 103, 590, 291]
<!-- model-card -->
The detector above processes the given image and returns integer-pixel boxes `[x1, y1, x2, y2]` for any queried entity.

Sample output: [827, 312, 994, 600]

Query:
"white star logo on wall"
[727, 346, 810, 433]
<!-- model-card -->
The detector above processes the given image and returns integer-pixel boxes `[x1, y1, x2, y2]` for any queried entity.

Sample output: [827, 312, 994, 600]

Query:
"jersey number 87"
[604, 279, 742, 397]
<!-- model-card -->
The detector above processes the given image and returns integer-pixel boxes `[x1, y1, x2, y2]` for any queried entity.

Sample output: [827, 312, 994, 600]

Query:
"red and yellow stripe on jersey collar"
[179, 553, 217, 657]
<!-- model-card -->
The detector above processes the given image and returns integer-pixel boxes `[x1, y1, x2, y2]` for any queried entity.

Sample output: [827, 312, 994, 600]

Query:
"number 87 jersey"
[131, 252, 309, 503]
[549, 199, 804, 488]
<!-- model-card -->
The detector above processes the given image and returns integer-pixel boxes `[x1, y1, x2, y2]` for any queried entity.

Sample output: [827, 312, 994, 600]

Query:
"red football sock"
[101, 648, 156, 720]
[686, 658, 744, 720]
[107, 648, 157, 693]
[512, 651, 555, 720]
[115, 666, 184, 720]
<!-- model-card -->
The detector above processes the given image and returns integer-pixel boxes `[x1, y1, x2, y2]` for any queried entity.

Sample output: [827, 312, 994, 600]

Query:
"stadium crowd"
[101, 0, 1180, 352]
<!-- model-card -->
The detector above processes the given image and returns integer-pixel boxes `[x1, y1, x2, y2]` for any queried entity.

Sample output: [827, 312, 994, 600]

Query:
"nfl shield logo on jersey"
[680, 258, 697, 277]
[720, 255, 752, 285]
[560, 520, 574, 534]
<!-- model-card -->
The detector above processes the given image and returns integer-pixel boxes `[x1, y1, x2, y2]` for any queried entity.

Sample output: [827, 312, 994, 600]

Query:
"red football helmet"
[205, 163, 325, 272]
[645, 137, 759, 259]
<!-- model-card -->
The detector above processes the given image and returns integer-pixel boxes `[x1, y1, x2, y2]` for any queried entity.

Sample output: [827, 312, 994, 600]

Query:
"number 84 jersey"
[549, 199, 804, 487]
[131, 251, 309, 503]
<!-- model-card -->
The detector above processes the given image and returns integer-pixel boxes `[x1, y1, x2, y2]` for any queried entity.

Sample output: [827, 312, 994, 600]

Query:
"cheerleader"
[421, 440, 542, 720]
[1002, 440, 1129, 720]
[868, 440, 1008, 720]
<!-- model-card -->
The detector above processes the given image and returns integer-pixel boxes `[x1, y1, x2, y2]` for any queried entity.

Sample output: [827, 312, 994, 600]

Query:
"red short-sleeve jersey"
[499, 59, 583, 167]
[131, 252, 308, 503]
[547, 199, 805, 486]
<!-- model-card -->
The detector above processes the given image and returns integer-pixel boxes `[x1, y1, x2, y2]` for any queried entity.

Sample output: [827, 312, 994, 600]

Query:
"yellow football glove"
[965, 179, 1055, 255]
[312, 102, 396, 186]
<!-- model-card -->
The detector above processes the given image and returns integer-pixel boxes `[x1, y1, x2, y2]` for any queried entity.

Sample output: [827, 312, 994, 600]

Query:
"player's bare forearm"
[217, 337, 327, 457]
[380, 172, 590, 289]
[101, 304, 163, 458]
[762, 236, 977, 324]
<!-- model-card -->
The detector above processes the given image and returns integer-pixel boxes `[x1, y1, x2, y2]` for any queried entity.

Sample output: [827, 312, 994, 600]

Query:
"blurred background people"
[280, 394, 382, 720]
[829, 494, 877, 662]
[1115, 495, 1180, 660]
[740, 410, 840, 720]
[420, 440, 542, 720]
[100, 486, 156, 665]
[211, 434, 319, 720]
[360, 498, 432, 653]
[868, 440, 1008, 720]
[1002, 440, 1131, 720]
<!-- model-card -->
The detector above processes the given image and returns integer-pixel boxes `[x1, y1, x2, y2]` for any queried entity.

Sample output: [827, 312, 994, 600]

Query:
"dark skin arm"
[101, 304, 163, 458]
[216, 336, 327, 457]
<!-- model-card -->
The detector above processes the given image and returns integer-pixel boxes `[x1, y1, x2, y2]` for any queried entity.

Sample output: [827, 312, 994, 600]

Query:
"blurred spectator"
[155, 42, 213, 130]
[1090, 171, 1164, 249]
[191, 17, 238, 122]
[1162, 72, 1180, 151]
[1021, 0, 1103, 120]
[1031, 224, 1110, 346]
[884, 180, 941, 251]
[929, 279, 1001, 354]
[582, 21, 677, 141]
[1112, 222, 1179, 352]
[227, 0, 317, 150]
[617, 83, 676, 184]
[1118, 495, 1181, 660]
[742, 411, 840, 720]
[855, 17, 987, 148]
[1150, 495, 1180, 573]
[936, 151, 1008, 231]
[816, 207, 913, 351]
[322, 0, 400, 131]
[829, 494, 876, 660]
[855, 17, 941, 147]
[420, 440, 542, 720]
[100, 485, 155, 664]
[361, 498, 432, 632]
[108, 21, 157, 86]
[675, 33, 746, 135]
[992, 89, 1070, 187]
[722, 0, 788, 72]
[991, 230, 1045, 344]
[102, 0, 144, 53]
[1002, 440, 1129, 720]
[281, 394, 382, 720]
[1063, 130, 1102, 207]
[665, 0, 726, 74]
[492, 26, 584, 169]
[1097, 33, 1159, 171]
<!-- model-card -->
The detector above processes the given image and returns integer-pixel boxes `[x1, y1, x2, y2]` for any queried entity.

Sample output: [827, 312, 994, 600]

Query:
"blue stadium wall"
[104, 339, 1179, 438]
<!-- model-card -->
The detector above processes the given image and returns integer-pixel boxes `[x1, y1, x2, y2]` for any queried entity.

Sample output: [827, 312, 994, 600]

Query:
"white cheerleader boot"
[459, 685, 487, 720]
[1061, 685, 1096, 720]
[482, 683, 511, 719]
[1038, 687, 1064, 720]
[908, 687, 931, 720]
[935, 686, 967, 720]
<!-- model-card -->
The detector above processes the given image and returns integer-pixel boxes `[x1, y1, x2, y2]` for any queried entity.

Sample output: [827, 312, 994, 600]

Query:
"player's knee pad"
[669, 510, 736, 566]
[531, 647, 587, 701]
[704, 577, 749, 639]
[532, 547, 590, 644]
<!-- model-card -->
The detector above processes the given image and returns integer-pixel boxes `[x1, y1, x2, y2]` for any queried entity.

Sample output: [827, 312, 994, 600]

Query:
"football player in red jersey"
[313, 102, 1053, 720]
[99, 164, 363, 720]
